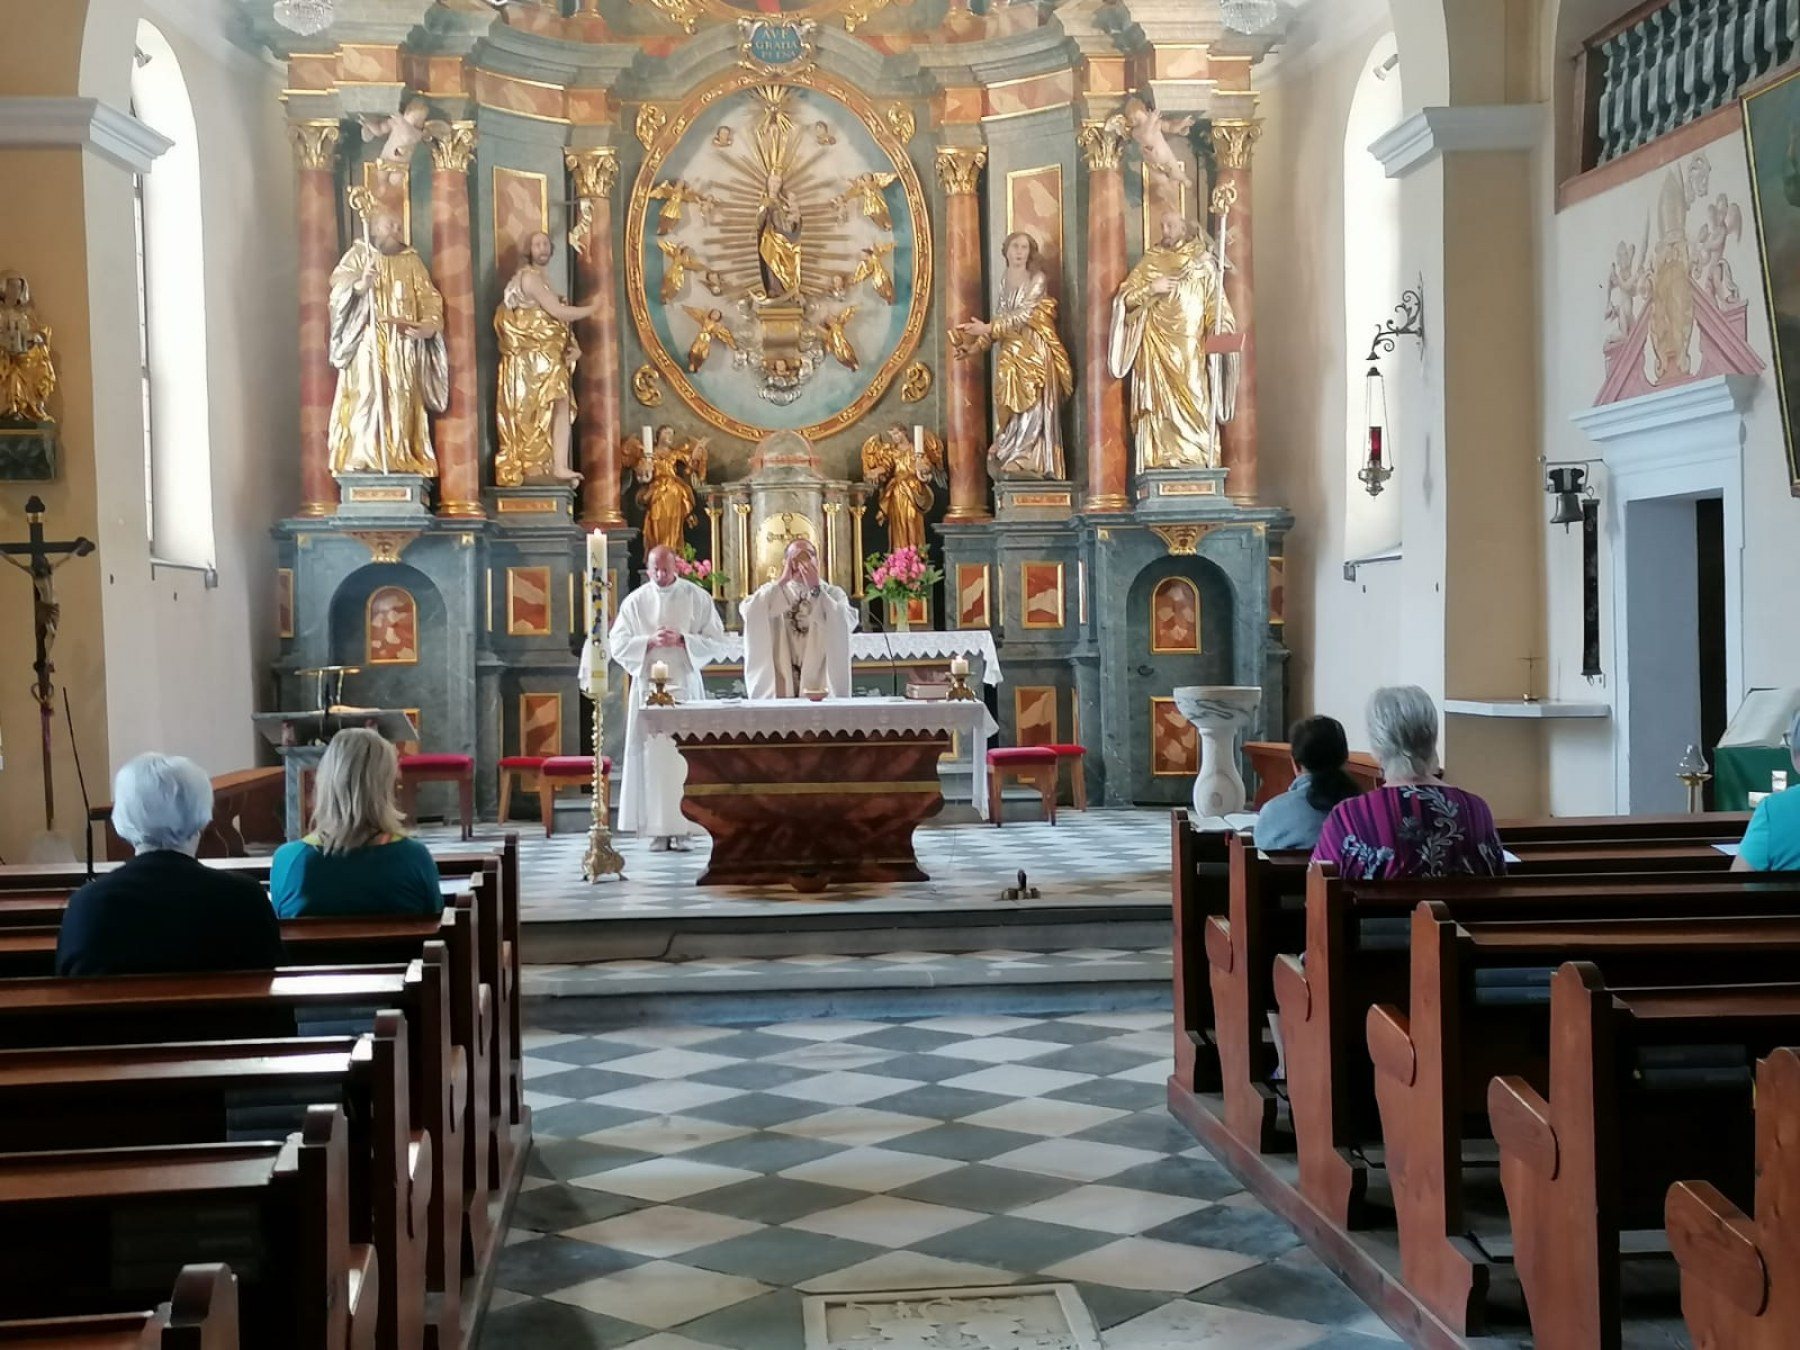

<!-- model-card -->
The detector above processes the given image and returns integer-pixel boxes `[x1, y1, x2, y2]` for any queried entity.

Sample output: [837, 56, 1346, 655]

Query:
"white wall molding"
[1371, 104, 1545, 178]
[0, 98, 172, 174]
[1571, 374, 1759, 467]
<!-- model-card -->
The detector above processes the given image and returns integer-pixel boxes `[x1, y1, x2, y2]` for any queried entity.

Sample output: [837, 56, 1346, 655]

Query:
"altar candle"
[949, 654, 970, 677]
[586, 531, 607, 637]
[643, 424, 654, 457]
[650, 660, 670, 683]
[914, 424, 924, 460]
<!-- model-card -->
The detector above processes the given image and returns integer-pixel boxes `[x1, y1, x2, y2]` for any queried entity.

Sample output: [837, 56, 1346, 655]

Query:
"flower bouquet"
[864, 545, 942, 632]
[673, 543, 719, 595]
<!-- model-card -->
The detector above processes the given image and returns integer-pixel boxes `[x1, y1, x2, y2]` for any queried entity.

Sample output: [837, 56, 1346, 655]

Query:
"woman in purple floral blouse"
[1312, 685, 1506, 880]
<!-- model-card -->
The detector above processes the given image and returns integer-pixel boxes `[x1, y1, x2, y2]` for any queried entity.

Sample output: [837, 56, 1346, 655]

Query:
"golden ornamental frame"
[624, 68, 933, 445]
[684, 0, 907, 33]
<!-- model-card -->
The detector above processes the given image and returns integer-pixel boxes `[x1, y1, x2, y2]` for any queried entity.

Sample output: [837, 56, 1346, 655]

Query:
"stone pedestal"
[1134, 467, 1232, 516]
[1174, 685, 1263, 816]
[485, 485, 576, 522]
[0, 423, 56, 481]
[995, 481, 1077, 521]
[334, 473, 432, 518]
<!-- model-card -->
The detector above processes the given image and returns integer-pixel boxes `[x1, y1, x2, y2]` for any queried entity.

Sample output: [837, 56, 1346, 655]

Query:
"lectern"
[252, 709, 419, 841]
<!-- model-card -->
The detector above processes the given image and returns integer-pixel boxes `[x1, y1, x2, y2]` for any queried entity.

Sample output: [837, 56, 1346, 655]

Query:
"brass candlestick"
[946, 666, 978, 701]
[1676, 744, 1712, 815]
[645, 671, 676, 707]
[582, 692, 625, 883]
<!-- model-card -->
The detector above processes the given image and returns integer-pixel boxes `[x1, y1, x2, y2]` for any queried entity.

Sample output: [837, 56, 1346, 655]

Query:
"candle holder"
[1676, 744, 1712, 815]
[582, 693, 625, 883]
[645, 671, 676, 707]
[946, 666, 978, 701]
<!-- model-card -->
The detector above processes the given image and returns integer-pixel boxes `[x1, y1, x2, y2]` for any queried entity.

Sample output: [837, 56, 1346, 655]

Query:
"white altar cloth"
[639, 696, 1001, 819]
[705, 630, 1003, 685]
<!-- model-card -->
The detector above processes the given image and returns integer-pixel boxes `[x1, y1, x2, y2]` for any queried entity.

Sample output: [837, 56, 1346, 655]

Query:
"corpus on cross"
[0, 495, 94, 831]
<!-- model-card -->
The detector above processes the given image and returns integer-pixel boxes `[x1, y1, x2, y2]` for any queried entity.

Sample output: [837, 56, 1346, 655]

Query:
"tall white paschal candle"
[913, 424, 924, 461]
[643, 425, 654, 459]
[584, 530, 608, 697]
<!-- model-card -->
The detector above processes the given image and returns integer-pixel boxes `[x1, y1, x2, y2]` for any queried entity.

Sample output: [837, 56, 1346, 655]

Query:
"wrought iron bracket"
[1365, 279, 1426, 362]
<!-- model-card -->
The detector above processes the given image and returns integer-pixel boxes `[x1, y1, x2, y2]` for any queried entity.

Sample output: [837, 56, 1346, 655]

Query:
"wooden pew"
[1272, 865, 1800, 1228]
[0, 955, 464, 1345]
[95, 766, 287, 861]
[1368, 904, 1800, 1334]
[0, 1264, 238, 1349]
[1243, 741, 1383, 808]
[1666, 1045, 1800, 1350]
[0, 1021, 426, 1350]
[0, 1107, 374, 1350]
[1169, 811, 1231, 1093]
[1488, 965, 1800, 1350]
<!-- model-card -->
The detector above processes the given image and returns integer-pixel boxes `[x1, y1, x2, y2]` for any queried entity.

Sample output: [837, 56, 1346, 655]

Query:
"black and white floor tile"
[486, 1011, 1405, 1348]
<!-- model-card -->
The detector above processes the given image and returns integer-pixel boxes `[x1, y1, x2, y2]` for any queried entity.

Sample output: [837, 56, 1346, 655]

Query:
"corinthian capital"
[1077, 118, 1127, 172]
[566, 146, 621, 200]
[1208, 119, 1262, 171]
[934, 146, 987, 196]
[428, 121, 478, 174]
[288, 120, 341, 172]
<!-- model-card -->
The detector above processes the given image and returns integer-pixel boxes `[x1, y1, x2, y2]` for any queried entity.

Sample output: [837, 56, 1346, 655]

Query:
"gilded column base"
[295, 502, 335, 519]
[1085, 493, 1130, 512]
[943, 507, 994, 524]
[579, 510, 629, 529]
[439, 502, 488, 520]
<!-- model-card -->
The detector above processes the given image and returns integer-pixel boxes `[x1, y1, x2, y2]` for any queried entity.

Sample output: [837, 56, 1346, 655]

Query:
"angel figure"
[819, 306, 860, 371]
[681, 306, 738, 371]
[848, 242, 897, 304]
[1603, 231, 1646, 347]
[838, 172, 899, 230]
[359, 99, 447, 186]
[1692, 193, 1744, 307]
[658, 239, 705, 302]
[647, 180, 710, 236]
[861, 426, 945, 557]
[813, 121, 837, 146]
[1123, 95, 1195, 191]
[0, 271, 57, 424]
[621, 426, 710, 558]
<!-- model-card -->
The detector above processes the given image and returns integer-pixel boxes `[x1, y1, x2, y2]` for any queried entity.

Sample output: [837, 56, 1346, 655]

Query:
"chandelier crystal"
[1218, 0, 1280, 34]
[272, 0, 334, 37]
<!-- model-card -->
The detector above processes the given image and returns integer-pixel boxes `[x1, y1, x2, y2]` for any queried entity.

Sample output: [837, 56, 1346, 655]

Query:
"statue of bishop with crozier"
[741, 538, 857, 699]
[607, 545, 731, 851]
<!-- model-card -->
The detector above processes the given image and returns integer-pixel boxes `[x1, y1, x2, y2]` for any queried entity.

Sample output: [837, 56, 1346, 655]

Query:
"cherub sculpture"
[647, 180, 710, 235]
[657, 239, 705, 302]
[860, 427, 945, 557]
[818, 307, 860, 371]
[681, 306, 738, 371]
[1123, 95, 1195, 190]
[1604, 230, 1647, 347]
[838, 172, 899, 229]
[847, 242, 897, 304]
[1692, 193, 1744, 307]
[621, 426, 709, 558]
[358, 98, 448, 186]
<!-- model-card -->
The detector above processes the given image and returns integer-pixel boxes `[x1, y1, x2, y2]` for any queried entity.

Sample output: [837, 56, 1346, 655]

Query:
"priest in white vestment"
[607, 546, 731, 849]
[741, 538, 858, 699]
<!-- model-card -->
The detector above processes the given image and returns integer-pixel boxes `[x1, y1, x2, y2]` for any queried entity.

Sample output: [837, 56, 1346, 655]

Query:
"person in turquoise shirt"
[1733, 711, 1800, 872]
[272, 727, 444, 919]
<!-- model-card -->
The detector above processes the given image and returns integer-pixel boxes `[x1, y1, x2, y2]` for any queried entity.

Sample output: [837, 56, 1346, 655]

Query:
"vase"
[889, 597, 912, 633]
[1172, 685, 1263, 817]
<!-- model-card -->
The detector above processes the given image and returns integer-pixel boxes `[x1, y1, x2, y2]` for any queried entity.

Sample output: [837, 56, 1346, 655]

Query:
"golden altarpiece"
[254, 0, 1292, 810]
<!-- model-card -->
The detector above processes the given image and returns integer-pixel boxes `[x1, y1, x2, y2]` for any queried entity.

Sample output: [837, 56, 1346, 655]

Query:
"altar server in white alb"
[741, 538, 857, 699]
[607, 545, 731, 850]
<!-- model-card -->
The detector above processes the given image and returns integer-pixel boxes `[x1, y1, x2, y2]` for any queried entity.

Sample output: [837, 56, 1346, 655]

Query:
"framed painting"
[506, 566, 553, 637]
[1743, 70, 1800, 493]
[276, 568, 294, 639]
[367, 586, 418, 665]
[1150, 576, 1201, 653]
[1020, 562, 1065, 630]
[956, 563, 990, 629]
[1014, 686, 1058, 747]
[520, 692, 562, 759]
[1151, 697, 1199, 777]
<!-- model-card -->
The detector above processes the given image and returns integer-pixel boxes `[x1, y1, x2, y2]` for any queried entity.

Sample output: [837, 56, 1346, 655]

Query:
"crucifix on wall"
[0, 496, 94, 832]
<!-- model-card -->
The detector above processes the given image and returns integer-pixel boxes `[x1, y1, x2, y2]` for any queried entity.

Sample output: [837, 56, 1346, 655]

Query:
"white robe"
[740, 579, 858, 699]
[607, 578, 730, 838]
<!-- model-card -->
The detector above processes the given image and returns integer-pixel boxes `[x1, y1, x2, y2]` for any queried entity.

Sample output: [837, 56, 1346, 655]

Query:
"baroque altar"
[250, 0, 1294, 814]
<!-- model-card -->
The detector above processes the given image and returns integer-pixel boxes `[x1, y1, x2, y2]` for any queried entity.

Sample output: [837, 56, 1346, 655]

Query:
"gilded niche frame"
[624, 68, 933, 444]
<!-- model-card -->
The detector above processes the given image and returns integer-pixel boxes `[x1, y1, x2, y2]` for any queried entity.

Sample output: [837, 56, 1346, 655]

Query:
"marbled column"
[1209, 119, 1261, 503]
[1078, 119, 1129, 513]
[430, 123, 483, 518]
[937, 145, 990, 524]
[290, 120, 341, 517]
[567, 148, 625, 527]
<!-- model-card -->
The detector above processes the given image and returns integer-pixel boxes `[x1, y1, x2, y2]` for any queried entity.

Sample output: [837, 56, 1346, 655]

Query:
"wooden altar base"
[675, 732, 951, 891]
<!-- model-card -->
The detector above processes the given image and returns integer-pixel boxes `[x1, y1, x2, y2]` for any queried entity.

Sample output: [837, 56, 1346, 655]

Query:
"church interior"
[5, 0, 1800, 1346]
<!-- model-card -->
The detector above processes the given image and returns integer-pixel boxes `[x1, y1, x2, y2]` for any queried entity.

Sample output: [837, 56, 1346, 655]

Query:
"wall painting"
[1151, 696, 1199, 777]
[277, 569, 294, 639]
[1021, 562, 1065, 630]
[366, 585, 419, 665]
[520, 692, 562, 759]
[1150, 576, 1200, 654]
[956, 563, 990, 629]
[507, 566, 553, 637]
[492, 167, 549, 282]
[1005, 165, 1063, 300]
[1744, 76, 1800, 491]
[1014, 686, 1058, 747]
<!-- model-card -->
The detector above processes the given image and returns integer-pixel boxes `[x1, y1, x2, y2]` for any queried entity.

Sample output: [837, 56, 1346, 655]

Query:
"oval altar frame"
[624, 69, 933, 445]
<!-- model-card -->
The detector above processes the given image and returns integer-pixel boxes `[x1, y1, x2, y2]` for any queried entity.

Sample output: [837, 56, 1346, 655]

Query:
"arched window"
[130, 21, 215, 571]
[1343, 35, 1404, 561]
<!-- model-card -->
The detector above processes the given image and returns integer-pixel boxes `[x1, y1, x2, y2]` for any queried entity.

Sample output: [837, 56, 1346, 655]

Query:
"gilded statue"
[819, 306, 859, 371]
[838, 172, 898, 229]
[1108, 211, 1237, 472]
[756, 169, 805, 301]
[861, 427, 945, 556]
[681, 307, 738, 371]
[846, 242, 896, 304]
[623, 426, 709, 557]
[494, 230, 599, 487]
[0, 272, 56, 424]
[647, 180, 711, 235]
[658, 240, 705, 303]
[953, 232, 1073, 480]
[328, 207, 448, 477]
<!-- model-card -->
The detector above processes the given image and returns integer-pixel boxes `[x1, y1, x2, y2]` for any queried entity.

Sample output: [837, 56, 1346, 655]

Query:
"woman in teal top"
[271, 727, 444, 919]
[1733, 713, 1800, 872]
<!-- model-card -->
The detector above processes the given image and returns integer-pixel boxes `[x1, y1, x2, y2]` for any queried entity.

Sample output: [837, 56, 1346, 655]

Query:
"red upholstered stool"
[497, 756, 547, 824]
[399, 752, 474, 841]
[987, 747, 1059, 827]
[1045, 744, 1088, 811]
[537, 755, 613, 838]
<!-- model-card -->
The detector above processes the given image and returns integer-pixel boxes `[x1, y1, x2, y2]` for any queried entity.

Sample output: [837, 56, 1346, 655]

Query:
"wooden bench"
[0, 1106, 374, 1349]
[0, 956, 465, 1344]
[1666, 1044, 1800, 1350]
[0, 1021, 427, 1350]
[1369, 904, 1800, 1333]
[94, 767, 287, 862]
[0, 1264, 238, 1348]
[1488, 964, 1800, 1350]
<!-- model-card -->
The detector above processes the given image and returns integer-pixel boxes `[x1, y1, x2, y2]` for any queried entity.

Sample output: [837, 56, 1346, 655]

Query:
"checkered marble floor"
[423, 810, 1170, 921]
[486, 1011, 1405, 1348]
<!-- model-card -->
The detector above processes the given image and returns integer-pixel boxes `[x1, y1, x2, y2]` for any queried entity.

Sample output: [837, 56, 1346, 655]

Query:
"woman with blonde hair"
[271, 727, 443, 918]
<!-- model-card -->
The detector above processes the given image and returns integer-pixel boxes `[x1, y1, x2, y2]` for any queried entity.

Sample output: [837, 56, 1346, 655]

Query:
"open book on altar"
[1720, 687, 1800, 747]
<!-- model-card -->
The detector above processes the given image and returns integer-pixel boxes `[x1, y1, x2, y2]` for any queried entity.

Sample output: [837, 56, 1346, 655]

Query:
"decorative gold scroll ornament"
[885, 104, 916, 144]
[345, 531, 420, 564]
[623, 67, 933, 444]
[632, 365, 664, 406]
[635, 105, 669, 149]
[1208, 118, 1262, 171]
[427, 122, 477, 174]
[899, 362, 931, 401]
[287, 119, 341, 171]
[1150, 524, 1214, 556]
[642, 0, 704, 33]
[1077, 116, 1129, 172]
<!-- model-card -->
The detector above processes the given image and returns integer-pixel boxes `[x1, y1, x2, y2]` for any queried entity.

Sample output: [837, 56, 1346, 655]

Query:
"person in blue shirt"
[271, 727, 444, 918]
[1253, 714, 1363, 852]
[1733, 712, 1800, 872]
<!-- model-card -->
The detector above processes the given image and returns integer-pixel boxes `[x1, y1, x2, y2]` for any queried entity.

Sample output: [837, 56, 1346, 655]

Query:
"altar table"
[708, 630, 1003, 683]
[639, 697, 998, 890]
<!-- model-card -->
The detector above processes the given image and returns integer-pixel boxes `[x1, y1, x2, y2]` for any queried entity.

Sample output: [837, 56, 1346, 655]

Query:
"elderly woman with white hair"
[1311, 685, 1506, 879]
[1732, 709, 1800, 872]
[55, 753, 285, 976]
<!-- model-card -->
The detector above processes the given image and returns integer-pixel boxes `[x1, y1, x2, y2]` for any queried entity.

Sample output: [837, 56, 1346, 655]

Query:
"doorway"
[1126, 558, 1234, 804]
